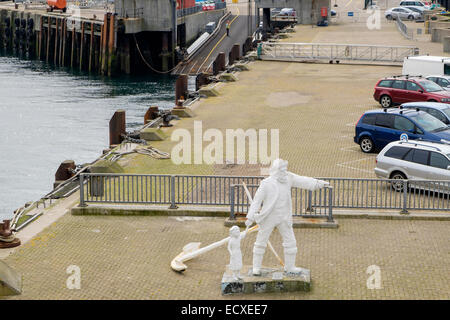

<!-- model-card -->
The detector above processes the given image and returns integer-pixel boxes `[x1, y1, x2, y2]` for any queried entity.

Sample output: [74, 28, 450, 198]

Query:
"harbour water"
[0, 56, 175, 220]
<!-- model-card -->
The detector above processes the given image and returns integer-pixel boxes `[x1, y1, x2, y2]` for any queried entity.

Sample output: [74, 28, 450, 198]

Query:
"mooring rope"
[133, 34, 180, 74]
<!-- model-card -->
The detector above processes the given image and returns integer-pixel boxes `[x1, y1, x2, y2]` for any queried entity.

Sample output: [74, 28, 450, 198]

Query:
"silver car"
[375, 140, 450, 192]
[426, 75, 450, 91]
[385, 7, 422, 20]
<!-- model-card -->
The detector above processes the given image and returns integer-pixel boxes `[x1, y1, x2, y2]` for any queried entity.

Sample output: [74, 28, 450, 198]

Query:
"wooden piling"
[46, 17, 50, 63]
[80, 21, 84, 71]
[107, 13, 115, 76]
[59, 19, 63, 66]
[101, 14, 109, 75]
[61, 19, 66, 66]
[89, 22, 94, 72]
[54, 18, 58, 65]
[38, 16, 43, 60]
[70, 27, 75, 68]
[99, 21, 104, 74]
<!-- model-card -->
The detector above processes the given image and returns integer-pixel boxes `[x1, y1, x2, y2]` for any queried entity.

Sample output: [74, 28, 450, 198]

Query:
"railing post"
[401, 180, 408, 214]
[230, 185, 236, 220]
[327, 186, 334, 222]
[169, 175, 178, 209]
[79, 174, 87, 207]
[306, 190, 313, 212]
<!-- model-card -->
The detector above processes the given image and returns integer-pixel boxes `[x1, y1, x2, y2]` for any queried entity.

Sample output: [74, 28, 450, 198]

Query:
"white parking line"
[336, 157, 376, 174]
[340, 145, 359, 152]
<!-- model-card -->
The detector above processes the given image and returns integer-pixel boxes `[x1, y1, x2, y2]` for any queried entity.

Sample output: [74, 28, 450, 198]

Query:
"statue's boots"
[252, 250, 265, 276]
[284, 249, 303, 274]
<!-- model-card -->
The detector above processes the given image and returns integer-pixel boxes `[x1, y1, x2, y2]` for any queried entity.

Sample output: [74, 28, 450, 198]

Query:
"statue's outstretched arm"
[290, 173, 329, 191]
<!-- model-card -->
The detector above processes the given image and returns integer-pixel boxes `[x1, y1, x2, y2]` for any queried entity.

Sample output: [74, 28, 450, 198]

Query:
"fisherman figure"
[227, 226, 245, 281]
[226, 20, 230, 36]
[245, 159, 329, 276]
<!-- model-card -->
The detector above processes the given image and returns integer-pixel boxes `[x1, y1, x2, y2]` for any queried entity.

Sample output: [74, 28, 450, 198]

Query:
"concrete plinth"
[221, 265, 310, 295]
[199, 84, 219, 97]
[140, 128, 167, 141]
[0, 260, 22, 296]
[171, 107, 195, 118]
[219, 73, 237, 82]
[444, 36, 450, 53]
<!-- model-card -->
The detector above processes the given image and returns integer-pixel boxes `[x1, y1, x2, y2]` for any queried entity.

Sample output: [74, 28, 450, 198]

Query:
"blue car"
[400, 102, 450, 125]
[354, 108, 450, 153]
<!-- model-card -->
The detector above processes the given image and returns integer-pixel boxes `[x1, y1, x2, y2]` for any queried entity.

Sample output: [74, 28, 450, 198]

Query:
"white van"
[402, 56, 450, 77]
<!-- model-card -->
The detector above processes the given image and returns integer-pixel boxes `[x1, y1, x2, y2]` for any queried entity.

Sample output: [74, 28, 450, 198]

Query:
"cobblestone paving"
[2, 215, 449, 299]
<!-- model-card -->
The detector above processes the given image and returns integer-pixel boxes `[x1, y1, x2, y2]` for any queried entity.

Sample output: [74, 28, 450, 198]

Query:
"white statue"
[227, 226, 245, 281]
[245, 159, 329, 276]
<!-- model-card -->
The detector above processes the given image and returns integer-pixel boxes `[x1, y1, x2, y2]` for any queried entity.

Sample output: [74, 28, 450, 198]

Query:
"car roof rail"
[391, 74, 422, 79]
[398, 140, 442, 152]
[417, 138, 450, 145]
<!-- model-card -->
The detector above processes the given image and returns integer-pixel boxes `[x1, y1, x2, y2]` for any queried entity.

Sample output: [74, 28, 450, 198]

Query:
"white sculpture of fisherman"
[245, 159, 330, 276]
[227, 225, 245, 281]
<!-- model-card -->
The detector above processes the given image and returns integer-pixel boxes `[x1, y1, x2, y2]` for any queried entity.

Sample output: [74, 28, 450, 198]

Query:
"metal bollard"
[175, 74, 188, 106]
[217, 52, 226, 71]
[109, 110, 126, 146]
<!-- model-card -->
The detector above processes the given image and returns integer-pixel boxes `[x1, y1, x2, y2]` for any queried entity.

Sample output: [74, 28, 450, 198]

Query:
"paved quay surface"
[2, 215, 449, 299]
[114, 8, 448, 179]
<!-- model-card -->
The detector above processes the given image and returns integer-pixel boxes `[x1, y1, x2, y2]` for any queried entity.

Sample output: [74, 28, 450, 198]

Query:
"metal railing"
[395, 17, 414, 40]
[230, 184, 334, 221]
[79, 173, 264, 209]
[79, 174, 450, 215]
[323, 178, 450, 213]
[258, 42, 420, 64]
[177, 5, 203, 18]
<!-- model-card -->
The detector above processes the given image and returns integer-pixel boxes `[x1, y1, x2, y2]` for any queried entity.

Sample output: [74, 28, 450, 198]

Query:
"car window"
[362, 113, 376, 125]
[418, 80, 444, 92]
[408, 112, 448, 132]
[392, 80, 405, 89]
[385, 146, 411, 159]
[378, 80, 393, 87]
[442, 108, 450, 119]
[412, 149, 429, 165]
[406, 81, 421, 91]
[427, 77, 437, 82]
[438, 78, 450, 87]
[403, 148, 414, 161]
[375, 114, 394, 128]
[429, 152, 450, 169]
[394, 116, 415, 131]
[428, 109, 448, 123]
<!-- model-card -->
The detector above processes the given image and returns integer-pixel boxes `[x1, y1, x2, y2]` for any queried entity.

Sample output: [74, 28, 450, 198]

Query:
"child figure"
[227, 226, 245, 281]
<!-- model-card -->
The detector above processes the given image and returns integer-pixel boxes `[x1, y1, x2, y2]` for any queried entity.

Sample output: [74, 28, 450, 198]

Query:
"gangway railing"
[257, 42, 420, 64]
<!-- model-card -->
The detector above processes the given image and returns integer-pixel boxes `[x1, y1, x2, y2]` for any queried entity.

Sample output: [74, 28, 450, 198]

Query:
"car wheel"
[390, 172, 408, 192]
[428, 99, 437, 102]
[386, 14, 392, 20]
[380, 95, 392, 108]
[408, 15, 414, 20]
[359, 137, 374, 153]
